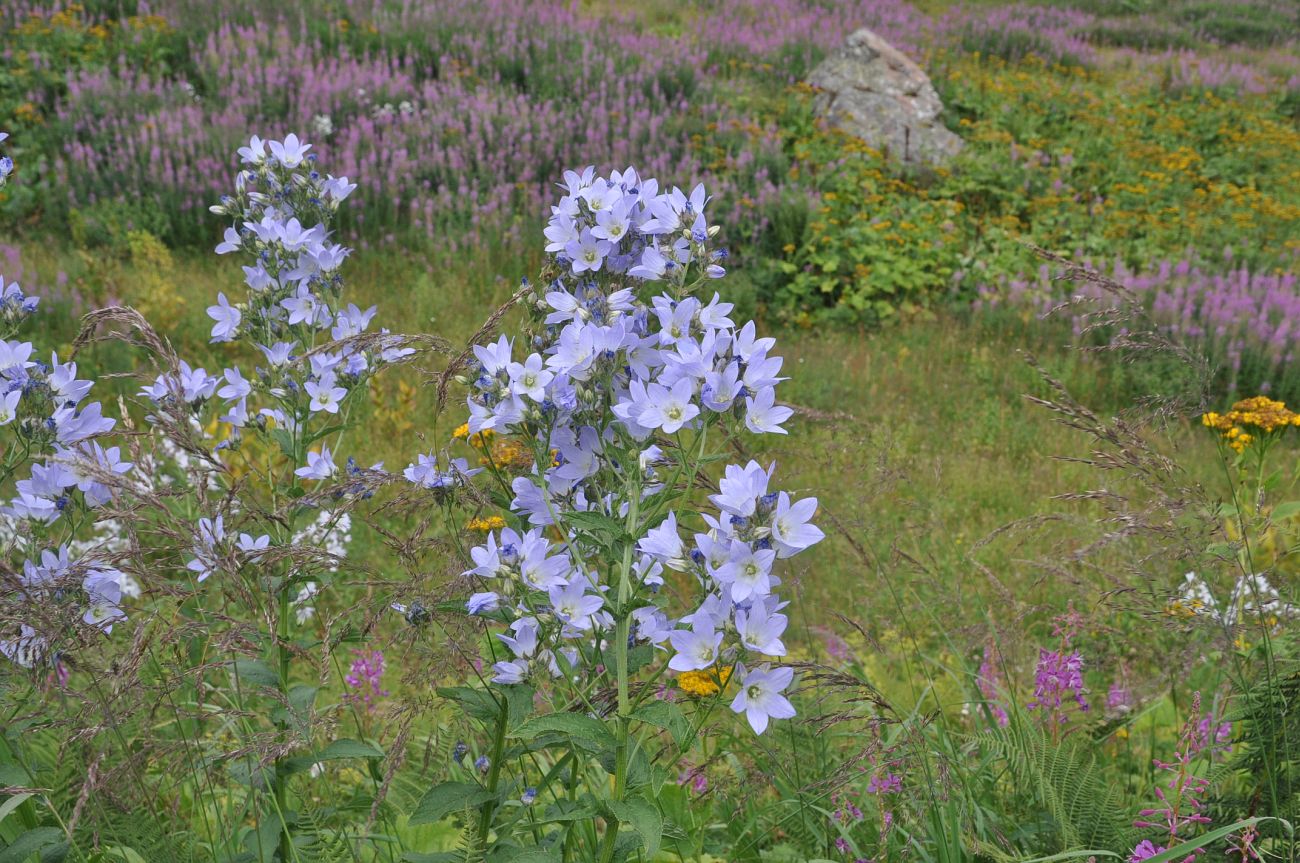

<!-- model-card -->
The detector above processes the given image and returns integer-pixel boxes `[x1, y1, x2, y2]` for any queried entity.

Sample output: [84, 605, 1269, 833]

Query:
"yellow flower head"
[678, 666, 733, 698]
[466, 515, 507, 533]
[1203, 396, 1295, 451]
[480, 437, 535, 471]
[453, 422, 495, 449]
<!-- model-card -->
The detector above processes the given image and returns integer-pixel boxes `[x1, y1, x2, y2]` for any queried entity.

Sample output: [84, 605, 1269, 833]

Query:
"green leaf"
[504, 684, 536, 728]
[227, 754, 273, 790]
[99, 848, 148, 863]
[1272, 501, 1300, 520]
[0, 827, 64, 863]
[0, 793, 34, 826]
[304, 424, 346, 446]
[1205, 541, 1237, 559]
[437, 685, 503, 723]
[231, 659, 280, 689]
[270, 429, 295, 459]
[562, 511, 626, 545]
[510, 713, 617, 752]
[607, 796, 662, 858]
[401, 854, 461, 863]
[37, 841, 68, 863]
[1141, 817, 1292, 863]
[1018, 851, 1120, 863]
[408, 781, 497, 826]
[632, 701, 692, 751]
[315, 739, 384, 761]
[530, 801, 600, 825]
[625, 644, 655, 675]
[488, 849, 561, 863]
[287, 683, 317, 715]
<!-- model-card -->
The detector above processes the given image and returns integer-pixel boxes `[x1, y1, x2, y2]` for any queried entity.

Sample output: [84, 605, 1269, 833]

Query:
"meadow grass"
[3, 1, 1298, 858]
[14, 237, 1223, 639]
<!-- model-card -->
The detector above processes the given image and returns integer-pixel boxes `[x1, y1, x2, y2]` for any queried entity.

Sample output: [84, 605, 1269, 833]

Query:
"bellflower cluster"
[141, 135, 416, 583]
[454, 166, 821, 736]
[0, 135, 133, 669]
[146, 134, 405, 463]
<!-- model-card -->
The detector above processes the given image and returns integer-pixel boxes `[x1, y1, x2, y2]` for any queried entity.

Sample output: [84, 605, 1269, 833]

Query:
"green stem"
[476, 695, 512, 848]
[598, 472, 641, 863]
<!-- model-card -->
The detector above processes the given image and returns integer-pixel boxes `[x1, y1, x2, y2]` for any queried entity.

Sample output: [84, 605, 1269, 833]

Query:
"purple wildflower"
[1132, 693, 1214, 862]
[344, 649, 389, 711]
[977, 643, 1010, 727]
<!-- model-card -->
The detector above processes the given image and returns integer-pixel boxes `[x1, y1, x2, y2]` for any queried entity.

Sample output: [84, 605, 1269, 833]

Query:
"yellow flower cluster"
[946, 53, 1300, 260]
[466, 515, 507, 533]
[677, 666, 732, 698]
[1202, 396, 1300, 452]
[16, 5, 171, 39]
[480, 438, 535, 471]
[453, 423, 536, 470]
[452, 423, 495, 449]
[1164, 598, 1205, 618]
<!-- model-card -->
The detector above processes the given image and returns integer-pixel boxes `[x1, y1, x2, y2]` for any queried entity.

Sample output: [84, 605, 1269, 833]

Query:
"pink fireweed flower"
[1131, 692, 1215, 862]
[1027, 648, 1088, 718]
[1028, 606, 1089, 724]
[1190, 710, 1232, 758]
[344, 649, 389, 711]
[867, 772, 903, 795]
[977, 643, 1010, 727]
[1129, 840, 1164, 862]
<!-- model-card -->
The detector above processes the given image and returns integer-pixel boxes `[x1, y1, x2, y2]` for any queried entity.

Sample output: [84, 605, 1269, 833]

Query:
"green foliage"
[746, 98, 964, 326]
[1212, 633, 1300, 832]
[977, 716, 1137, 853]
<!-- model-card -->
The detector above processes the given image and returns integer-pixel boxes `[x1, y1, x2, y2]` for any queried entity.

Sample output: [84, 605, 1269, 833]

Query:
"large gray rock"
[807, 28, 963, 166]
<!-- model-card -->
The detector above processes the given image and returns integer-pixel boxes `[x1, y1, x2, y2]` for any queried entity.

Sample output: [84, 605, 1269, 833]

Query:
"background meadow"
[2, 0, 1300, 861]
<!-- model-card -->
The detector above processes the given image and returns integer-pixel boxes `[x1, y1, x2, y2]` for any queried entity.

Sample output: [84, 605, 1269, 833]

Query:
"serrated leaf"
[0, 827, 64, 863]
[562, 511, 626, 544]
[408, 781, 497, 826]
[632, 700, 692, 751]
[607, 796, 662, 857]
[437, 685, 504, 723]
[510, 713, 617, 752]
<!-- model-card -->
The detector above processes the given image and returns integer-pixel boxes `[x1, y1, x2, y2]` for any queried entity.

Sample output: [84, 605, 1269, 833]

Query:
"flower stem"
[599, 469, 641, 863]
[476, 693, 511, 848]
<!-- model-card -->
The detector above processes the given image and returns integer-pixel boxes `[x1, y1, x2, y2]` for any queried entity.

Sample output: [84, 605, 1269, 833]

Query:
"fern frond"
[976, 715, 1137, 852]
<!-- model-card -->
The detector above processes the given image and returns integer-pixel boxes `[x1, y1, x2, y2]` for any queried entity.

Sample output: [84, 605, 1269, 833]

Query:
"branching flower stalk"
[413, 166, 822, 859]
